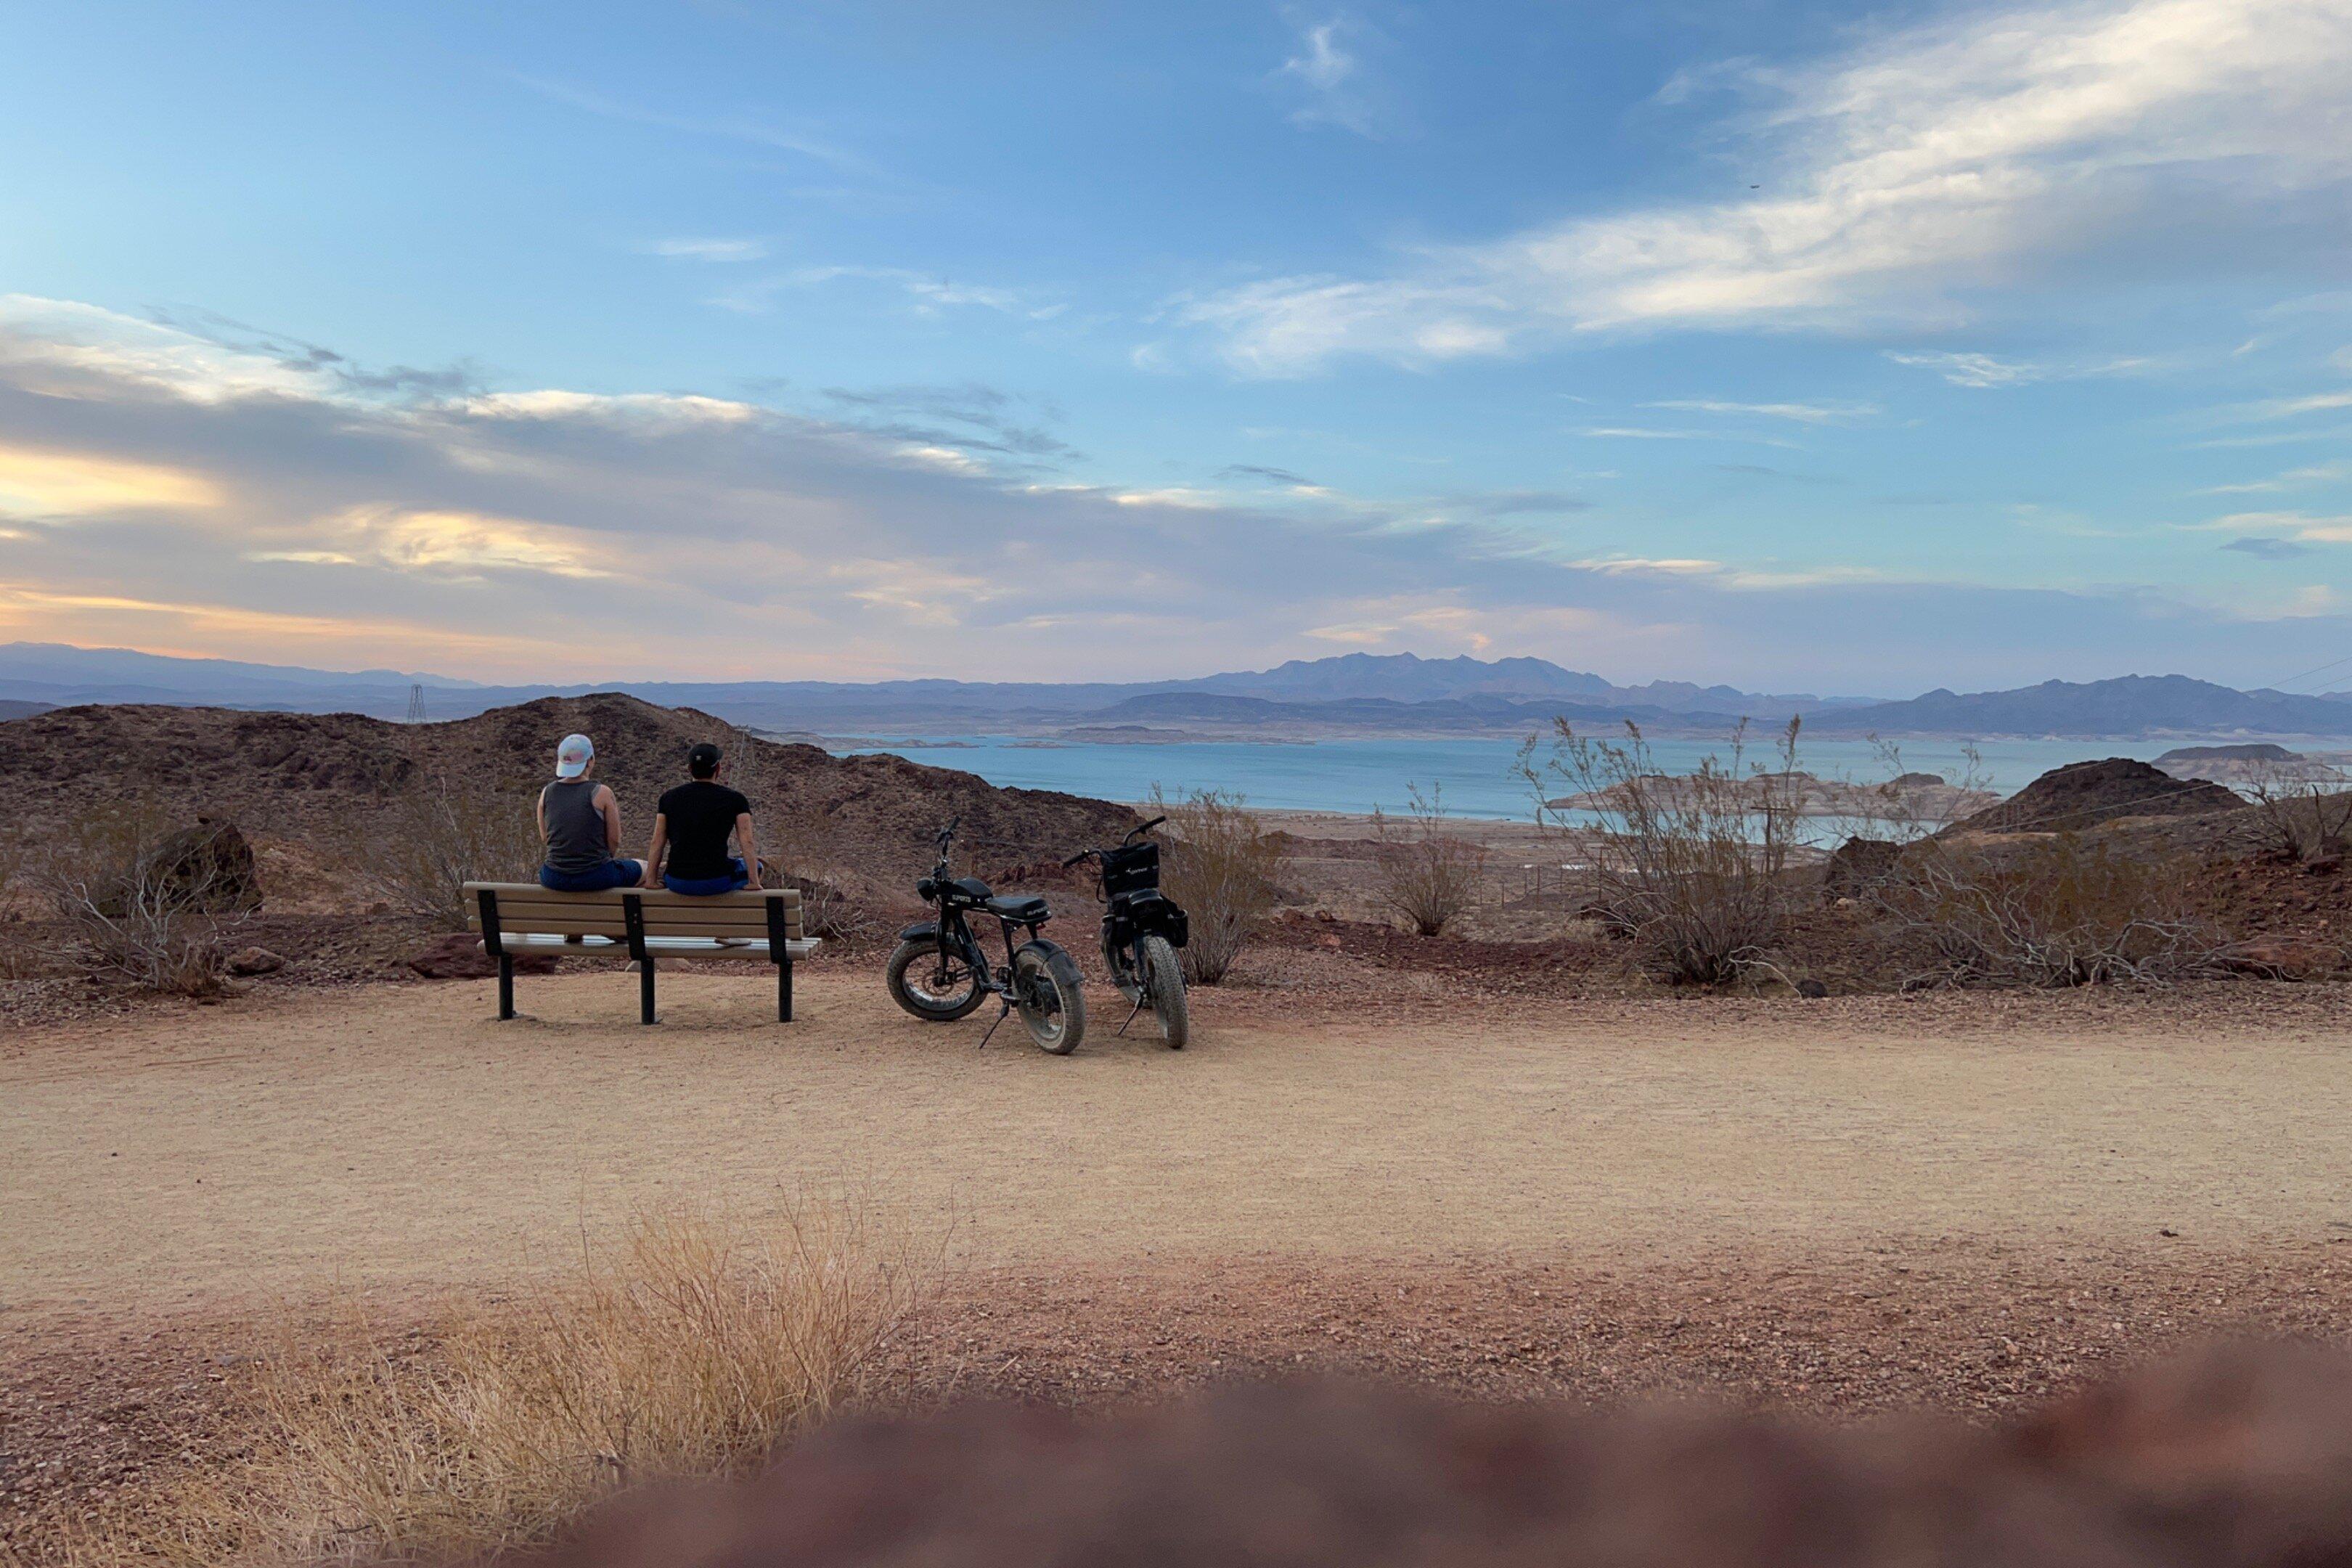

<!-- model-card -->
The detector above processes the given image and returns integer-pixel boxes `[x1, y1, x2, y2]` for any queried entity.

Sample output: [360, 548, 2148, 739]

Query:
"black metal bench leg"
[777, 951, 793, 1024]
[640, 957, 658, 1025]
[498, 954, 515, 1021]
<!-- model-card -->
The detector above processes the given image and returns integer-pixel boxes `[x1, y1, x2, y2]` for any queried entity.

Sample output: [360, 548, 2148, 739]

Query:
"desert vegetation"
[1148, 785, 1282, 984]
[1519, 719, 1808, 985]
[1368, 783, 1488, 936]
[25, 799, 257, 996]
[360, 771, 543, 928]
[2239, 759, 2352, 867]
[1866, 835, 2231, 988]
[70, 1205, 919, 1568]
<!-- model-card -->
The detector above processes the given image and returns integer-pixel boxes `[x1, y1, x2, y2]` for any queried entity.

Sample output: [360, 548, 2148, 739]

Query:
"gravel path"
[6, 973, 2351, 1315]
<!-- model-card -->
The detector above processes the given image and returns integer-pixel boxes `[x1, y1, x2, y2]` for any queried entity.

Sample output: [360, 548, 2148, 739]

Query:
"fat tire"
[1138, 934, 1189, 1049]
[1013, 943, 1087, 1055]
[1103, 928, 1145, 1004]
[886, 938, 986, 1021]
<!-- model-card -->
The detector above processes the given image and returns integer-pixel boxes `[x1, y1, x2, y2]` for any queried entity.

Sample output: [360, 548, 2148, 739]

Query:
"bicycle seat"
[985, 894, 1050, 923]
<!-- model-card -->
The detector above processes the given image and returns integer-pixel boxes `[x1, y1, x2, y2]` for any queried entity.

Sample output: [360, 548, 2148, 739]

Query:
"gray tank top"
[541, 778, 608, 873]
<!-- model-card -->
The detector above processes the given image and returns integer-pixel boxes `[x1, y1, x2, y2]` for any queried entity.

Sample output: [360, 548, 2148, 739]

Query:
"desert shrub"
[119, 1205, 920, 1568]
[29, 802, 253, 995]
[1370, 783, 1488, 936]
[362, 772, 544, 928]
[1519, 719, 1805, 985]
[2240, 760, 2352, 865]
[1149, 785, 1281, 985]
[0, 827, 35, 979]
[1869, 835, 2229, 987]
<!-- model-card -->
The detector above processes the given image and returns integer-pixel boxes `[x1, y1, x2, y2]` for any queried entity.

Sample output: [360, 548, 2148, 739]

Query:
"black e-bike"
[1065, 815, 1191, 1050]
[886, 817, 1088, 1054]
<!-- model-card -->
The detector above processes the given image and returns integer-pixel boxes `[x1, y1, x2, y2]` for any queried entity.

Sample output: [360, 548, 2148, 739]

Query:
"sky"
[1, 0, 2349, 697]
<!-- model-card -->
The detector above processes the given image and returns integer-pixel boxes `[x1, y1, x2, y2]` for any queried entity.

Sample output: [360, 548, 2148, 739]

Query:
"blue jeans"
[663, 858, 750, 897]
[539, 859, 644, 892]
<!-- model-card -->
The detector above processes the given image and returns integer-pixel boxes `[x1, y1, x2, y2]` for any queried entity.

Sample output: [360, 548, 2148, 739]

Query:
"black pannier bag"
[1099, 841, 1159, 898]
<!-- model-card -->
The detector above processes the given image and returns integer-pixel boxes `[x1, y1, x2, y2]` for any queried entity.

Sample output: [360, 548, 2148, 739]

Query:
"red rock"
[404, 932, 556, 980]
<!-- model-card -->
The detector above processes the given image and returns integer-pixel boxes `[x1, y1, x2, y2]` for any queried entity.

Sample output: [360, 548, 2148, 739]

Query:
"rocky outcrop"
[1943, 757, 2244, 836]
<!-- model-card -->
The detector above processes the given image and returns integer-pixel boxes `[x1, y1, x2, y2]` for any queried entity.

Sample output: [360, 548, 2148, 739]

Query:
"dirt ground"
[7, 972, 2351, 1315]
[8, 972, 2352, 1556]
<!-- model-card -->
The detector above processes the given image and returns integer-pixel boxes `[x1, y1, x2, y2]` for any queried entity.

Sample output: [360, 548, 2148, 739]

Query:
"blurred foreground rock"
[510, 1340, 2352, 1568]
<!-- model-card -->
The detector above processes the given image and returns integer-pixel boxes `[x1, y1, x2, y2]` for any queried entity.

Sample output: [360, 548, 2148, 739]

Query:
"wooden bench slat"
[473, 920, 804, 942]
[463, 881, 799, 906]
[498, 933, 821, 960]
[476, 904, 784, 931]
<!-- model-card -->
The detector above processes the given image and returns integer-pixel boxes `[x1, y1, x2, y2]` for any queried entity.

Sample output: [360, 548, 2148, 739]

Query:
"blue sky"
[1, 0, 2349, 694]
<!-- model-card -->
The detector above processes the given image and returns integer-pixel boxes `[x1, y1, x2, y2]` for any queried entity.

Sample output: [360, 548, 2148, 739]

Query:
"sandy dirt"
[6, 973, 2351, 1319]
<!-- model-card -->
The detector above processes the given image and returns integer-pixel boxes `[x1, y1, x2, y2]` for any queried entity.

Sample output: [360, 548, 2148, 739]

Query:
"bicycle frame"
[908, 819, 1053, 999]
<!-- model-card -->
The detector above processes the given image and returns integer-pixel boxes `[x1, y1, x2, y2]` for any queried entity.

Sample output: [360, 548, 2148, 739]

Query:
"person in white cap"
[535, 733, 643, 892]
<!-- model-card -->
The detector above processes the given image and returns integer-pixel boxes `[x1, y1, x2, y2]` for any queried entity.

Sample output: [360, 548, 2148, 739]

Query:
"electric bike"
[1064, 815, 1190, 1049]
[886, 817, 1088, 1054]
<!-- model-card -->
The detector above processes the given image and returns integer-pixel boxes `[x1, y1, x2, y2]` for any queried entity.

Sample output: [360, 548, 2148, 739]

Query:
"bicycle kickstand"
[977, 998, 1014, 1050]
[1116, 993, 1146, 1038]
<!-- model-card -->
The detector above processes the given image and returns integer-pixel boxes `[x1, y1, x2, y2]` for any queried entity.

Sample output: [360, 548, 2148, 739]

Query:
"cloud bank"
[1186, 0, 2352, 372]
[1, 295, 2345, 690]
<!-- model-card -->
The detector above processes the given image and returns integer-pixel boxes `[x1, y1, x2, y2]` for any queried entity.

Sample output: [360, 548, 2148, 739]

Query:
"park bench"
[462, 883, 819, 1025]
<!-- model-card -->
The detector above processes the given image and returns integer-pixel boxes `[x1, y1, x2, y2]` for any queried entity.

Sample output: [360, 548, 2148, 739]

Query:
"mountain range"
[3, 642, 2350, 739]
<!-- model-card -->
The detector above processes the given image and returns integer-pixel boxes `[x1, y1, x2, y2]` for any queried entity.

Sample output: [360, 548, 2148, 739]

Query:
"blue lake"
[833, 734, 2178, 819]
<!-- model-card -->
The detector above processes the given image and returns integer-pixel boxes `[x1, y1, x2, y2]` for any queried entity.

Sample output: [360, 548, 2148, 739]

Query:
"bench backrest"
[462, 882, 805, 943]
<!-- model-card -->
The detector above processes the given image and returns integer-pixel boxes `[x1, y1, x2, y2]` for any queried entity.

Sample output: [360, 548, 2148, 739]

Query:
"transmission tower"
[405, 682, 425, 723]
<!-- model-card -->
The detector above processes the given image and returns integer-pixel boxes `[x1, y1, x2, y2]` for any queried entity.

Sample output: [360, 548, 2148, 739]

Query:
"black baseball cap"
[687, 742, 723, 777]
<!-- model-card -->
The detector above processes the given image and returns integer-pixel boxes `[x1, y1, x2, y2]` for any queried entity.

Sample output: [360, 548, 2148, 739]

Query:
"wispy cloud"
[711, 264, 1054, 319]
[2221, 535, 2317, 558]
[2197, 461, 2352, 494]
[511, 73, 877, 176]
[1186, 0, 2352, 372]
[1578, 425, 1801, 449]
[1644, 398, 1875, 423]
[1273, 12, 1394, 137]
[1883, 351, 2150, 388]
[2221, 388, 2352, 421]
[644, 237, 769, 263]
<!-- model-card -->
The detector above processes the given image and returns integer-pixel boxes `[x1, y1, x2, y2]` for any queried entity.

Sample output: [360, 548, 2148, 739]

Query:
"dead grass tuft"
[68, 1204, 922, 1567]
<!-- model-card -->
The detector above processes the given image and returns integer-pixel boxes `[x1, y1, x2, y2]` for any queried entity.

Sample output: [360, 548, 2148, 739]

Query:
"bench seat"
[462, 881, 819, 1024]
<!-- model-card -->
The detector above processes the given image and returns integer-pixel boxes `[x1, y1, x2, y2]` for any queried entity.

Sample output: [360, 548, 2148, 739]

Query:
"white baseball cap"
[554, 733, 595, 778]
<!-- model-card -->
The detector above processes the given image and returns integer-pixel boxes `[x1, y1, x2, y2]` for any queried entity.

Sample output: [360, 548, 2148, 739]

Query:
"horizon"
[15, 635, 2352, 716]
[4, 2, 2351, 690]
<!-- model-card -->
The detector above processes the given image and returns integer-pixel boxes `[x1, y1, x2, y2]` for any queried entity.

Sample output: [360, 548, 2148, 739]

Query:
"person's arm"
[597, 785, 624, 854]
[642, 814, 669, 887]
[534, 784, 547, 842]
[735, 812, 761, 890]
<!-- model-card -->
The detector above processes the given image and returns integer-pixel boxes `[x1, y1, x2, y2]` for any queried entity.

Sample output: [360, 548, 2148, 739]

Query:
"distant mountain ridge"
[0, 643, 1858, 727]
[1800, 675, 2352, 738]
[4, 642, 2350, 738]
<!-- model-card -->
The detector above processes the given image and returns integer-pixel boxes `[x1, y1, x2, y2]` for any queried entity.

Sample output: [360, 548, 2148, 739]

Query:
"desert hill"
[0, 693, 1139, 891]
[1942, 757, 2245, 836]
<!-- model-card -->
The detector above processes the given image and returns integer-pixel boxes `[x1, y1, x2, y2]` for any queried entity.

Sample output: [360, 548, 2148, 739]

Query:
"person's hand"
[640, 866, 659, 889]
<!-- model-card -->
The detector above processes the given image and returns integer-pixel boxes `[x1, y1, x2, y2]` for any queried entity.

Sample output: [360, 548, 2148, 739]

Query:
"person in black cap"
[642, 742, 764, 894]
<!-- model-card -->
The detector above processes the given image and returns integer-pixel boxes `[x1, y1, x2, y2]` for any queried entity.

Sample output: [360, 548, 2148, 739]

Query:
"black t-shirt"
[657, 780, 751, 880]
